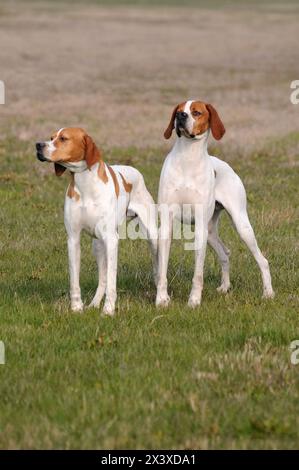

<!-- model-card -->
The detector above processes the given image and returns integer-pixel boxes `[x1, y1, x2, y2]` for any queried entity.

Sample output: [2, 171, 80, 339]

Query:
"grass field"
[1, 133, 298, 449]
[0, 0, 299, 450]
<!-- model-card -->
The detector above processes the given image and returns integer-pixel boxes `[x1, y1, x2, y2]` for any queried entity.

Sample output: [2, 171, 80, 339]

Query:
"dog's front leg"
[67, 233, 83, 312]
[188, 221, 208, 309]
[156, 208, 173, 307]
[102, 233, 118, 316]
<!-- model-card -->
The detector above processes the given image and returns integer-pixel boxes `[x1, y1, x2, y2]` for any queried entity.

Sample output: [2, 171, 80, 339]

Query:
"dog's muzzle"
[175, 111, 194, 138]
[36, 142, 48, 161]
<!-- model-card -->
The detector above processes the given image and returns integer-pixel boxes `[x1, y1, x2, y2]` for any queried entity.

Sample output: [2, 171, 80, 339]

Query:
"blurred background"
[1, 0, 298, 151]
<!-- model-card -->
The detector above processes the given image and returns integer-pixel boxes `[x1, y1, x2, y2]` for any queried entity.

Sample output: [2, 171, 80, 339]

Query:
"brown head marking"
[164, 101, 225, 140]
[205, 103, 225, 140]
[84, 134, 101, 169]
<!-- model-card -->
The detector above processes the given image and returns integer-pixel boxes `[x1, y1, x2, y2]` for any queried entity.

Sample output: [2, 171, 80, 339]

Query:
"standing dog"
[36, 128, 157, 315]
[156, 100, 274, 307]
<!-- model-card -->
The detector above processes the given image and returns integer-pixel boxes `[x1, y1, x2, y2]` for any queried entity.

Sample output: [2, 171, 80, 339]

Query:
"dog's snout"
[36, 142, 46, 151]
[36, 142, 48, 162]
[177, 111, 188, 121]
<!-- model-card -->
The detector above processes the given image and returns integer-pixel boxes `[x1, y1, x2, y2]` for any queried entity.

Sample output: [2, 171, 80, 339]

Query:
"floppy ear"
[54, 163, 66, 176]
[206, 104, 225, 140]
[164, 104, 179, 139]
[84, 134, 101, 169]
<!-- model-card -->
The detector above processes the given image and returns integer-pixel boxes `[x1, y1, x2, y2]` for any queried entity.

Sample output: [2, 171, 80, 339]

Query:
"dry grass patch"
[0, 1, 298, 151]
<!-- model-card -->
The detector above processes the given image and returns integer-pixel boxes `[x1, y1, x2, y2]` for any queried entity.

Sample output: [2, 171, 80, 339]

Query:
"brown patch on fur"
[164, 102, 186, 139]
[49, 128, 101, 169]
[54, 163, 66, 176]
[190, 101, 210, 137]
[190, 101, 225, 140]
[84, 134, 101, 169]
[119, 172, 133, 193]
[205, 103, 225, 140]
[107, 165, 119, 198]
[67, 173, 80, 201]
[98, 160, 108, 183]
[50, 128, 86, 163]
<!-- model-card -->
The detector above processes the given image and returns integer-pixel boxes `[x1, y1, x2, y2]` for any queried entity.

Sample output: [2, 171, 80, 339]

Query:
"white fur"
[157, 102, 215, 308]
[45, 139, 56, 156]
[156, 101, 274, 307]
[184, 100, 195, 134]
[62, 162, 157, 315]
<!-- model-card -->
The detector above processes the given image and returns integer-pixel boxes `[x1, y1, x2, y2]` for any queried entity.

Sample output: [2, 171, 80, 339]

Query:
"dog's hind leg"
[212, 157, 274, 298]
[228, 206, 274, 298]
[89, 238, 107, 308]
[208, 205, 231, 293]
[128, 182, 158, 286]
[218, 176, 274, 298]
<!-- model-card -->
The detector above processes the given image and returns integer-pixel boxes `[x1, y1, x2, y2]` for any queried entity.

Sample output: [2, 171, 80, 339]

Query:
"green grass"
[0, 134, 298, 449]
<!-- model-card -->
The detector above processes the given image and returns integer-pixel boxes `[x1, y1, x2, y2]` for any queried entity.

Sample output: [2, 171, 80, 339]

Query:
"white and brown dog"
[36, 128, 158, 315]
[156, 100, 274, 307]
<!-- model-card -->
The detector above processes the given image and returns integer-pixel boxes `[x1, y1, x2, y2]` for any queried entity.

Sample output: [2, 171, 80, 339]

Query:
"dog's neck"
[60, 160, 89, 173]
[172, 130, 210, 162]
[69, 161, 103, 199]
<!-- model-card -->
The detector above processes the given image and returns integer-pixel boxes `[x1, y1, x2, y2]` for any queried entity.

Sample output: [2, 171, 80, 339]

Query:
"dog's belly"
[172, 204, 205, 225]
[174, 210, 195, 225]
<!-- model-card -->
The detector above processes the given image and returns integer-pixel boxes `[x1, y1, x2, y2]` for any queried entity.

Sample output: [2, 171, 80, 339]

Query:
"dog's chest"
[174, 183, 202, 204]
[85, 191, 129, 232]
[65, 173, 128, 237]
[160, 148, 215, 205]
[165, 168, 210, 205]
[80, 199, 107, 234]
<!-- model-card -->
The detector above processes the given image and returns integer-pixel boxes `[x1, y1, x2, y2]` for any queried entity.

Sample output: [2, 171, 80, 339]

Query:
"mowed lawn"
[0, 131, 298, 449]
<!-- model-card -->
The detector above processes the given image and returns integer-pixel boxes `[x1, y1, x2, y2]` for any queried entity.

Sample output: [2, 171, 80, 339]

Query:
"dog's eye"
[193, 111, 202, 117]
[50, 136, 54, 141]
[60, 136, 68, 142]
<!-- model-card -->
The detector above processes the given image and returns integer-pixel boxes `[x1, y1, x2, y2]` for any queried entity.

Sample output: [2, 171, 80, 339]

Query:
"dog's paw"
[102, 303, 115, 316]
[216, 283, 231, 294]
[187, 295, 202, 309]
[71, 301, 84, 312]
[155, 295, 170, 308]
[262, 289, 275, 299]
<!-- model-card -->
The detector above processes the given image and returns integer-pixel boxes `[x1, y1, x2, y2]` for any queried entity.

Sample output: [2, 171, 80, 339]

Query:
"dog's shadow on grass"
[85, 262, 158, 304]
[1, 260, 223, 311]
[1, 277, 70, 307]
[1, 264, 158, 309]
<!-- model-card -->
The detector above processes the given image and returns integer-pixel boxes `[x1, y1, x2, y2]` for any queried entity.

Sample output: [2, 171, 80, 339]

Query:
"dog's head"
[164, 100, 225, 141]
[35, 127, 101, 176]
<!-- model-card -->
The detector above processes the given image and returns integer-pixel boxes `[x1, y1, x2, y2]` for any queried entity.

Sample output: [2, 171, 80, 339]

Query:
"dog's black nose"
[36, 142, 48, 161]
[36, 142, 46, 151]
[177, 111, 188, 121]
